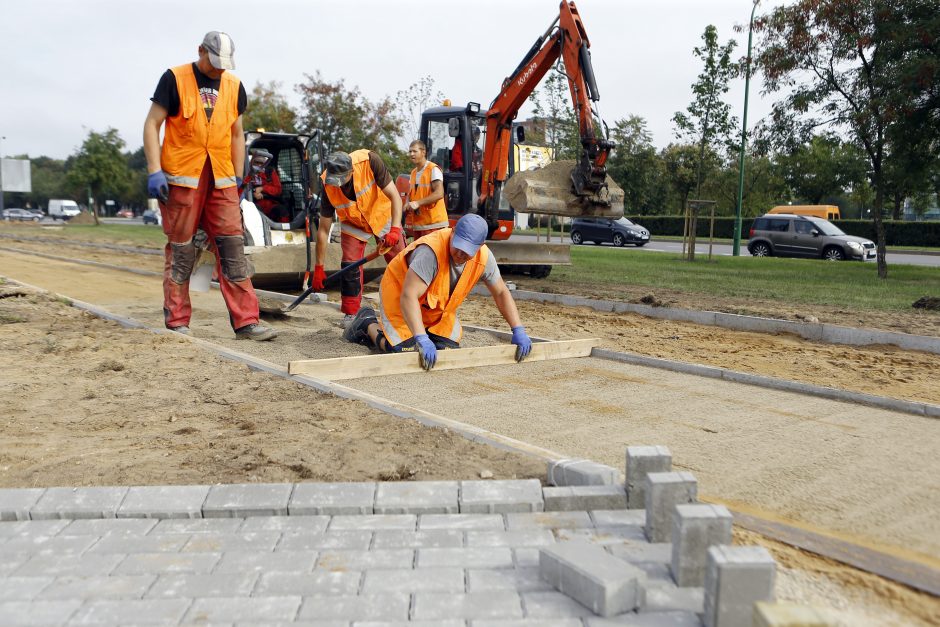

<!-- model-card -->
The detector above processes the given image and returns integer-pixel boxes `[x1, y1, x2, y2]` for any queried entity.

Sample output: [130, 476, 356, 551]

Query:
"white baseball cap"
[201, 31, 235, 70]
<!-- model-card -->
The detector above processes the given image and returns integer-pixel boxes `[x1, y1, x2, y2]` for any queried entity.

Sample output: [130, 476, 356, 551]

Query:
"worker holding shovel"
[342, 214, 532, 370]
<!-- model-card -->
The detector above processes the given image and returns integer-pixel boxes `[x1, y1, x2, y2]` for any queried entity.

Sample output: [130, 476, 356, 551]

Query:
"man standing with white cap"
[143, 31, 277, 341]
[342, 214, 532, 370]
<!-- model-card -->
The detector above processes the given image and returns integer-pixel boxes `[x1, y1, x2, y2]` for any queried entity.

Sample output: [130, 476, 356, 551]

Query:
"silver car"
[748, 214, 875, 261]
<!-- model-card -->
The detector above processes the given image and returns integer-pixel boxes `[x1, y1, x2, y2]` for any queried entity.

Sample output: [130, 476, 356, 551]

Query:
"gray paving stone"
[625, 446, 672, 509]
[0, 553, 29, 576]
[413, 591, 523, 620]
[544, 486, 627, 512]
[202, 484, 293, 518]
[506, 512, 593, 530]
[182, 531, 281, 553]
[466, 530, 555, 548]
[328, 514, 416, 531]
[117, 485, 211, 519]
[278, 530, 373, 551]
[608, 543, 674, 564]
[113, 552, 221, 575]
[146, 572, 258, 598]
[419, 513, 505, 530]
[0, 488, 45, 521]
[254, 570, 361, 596]
[670, 504, 733, 587]
[555, 526, 647, 546]
[585, 611, 702, 626]
[29, 486, 129, 520]
[316, 549, 415, 570]
[630, 562, 674, 582]
[37, 575, 157, 600]
[461, 480, 544, 514]
[361, 567, 465, 593]
[355, 622, 465, 627]
[185, 596, 302, 623]
[513, 548, 543, 567]
[0, 534, 99, 555]
[374, 481, 459, 514]
[213, 550, 318, 574]
[149, 518, 244, 534]
[473, 620, 585, 627]
[547, 459, 621, 487]
[418, 547, 514, 568]
[0, 576, 54, 601]
[69, 598, 192, 624]
[239, 515, 330, 533]
[0, 600, 82, 625]
[372, 529, 463, 549]
[704, 545, 775, 627]
[61, 518, 158, 536]
[644, 473, 697, 543]
[290, 482, 376, 515]
[1, 519, 71, 536]
[295, 593, 410, 621]
[87, 533, 189, 554]
[591, 510, 646, 527]
[467, 567, 554, 593]
[0, 520, 23, 537]
[642, 581, 704, 614]
[540, 541, 646, 617]
[14, 553, 124, 577]
[522, 590, 597, 617]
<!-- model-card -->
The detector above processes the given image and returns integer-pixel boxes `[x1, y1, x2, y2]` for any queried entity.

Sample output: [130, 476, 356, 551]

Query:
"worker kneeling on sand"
[342, 214, 533, 370]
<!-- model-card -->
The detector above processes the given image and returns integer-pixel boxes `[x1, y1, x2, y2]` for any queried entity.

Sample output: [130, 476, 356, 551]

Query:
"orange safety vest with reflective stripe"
[379, 228, 488, 344]
[321, 149, 391, 241]
[161, 64, 240, 189]
[408, 160, 448, 232]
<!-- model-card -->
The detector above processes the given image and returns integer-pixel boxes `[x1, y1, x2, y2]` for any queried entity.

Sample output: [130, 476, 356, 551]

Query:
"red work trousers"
[160, 159, 260, 330]
[339, 231, 405, 315]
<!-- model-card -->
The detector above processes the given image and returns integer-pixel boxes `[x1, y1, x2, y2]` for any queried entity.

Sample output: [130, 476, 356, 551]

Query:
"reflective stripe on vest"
[160, 64, 240, 189]
[321, 149, 391, 240]
[408, 160, 448, 230]
[378, 228, 488, 345]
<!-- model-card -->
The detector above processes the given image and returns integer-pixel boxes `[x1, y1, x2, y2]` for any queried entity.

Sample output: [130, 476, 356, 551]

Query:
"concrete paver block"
[417, 546, 515, 568]
[184, 595, 302, 623]
[609, 542, 674, 564]
[202, 483, 293, 518]
[555, 525, 646, 546]
[548, 459, 621, 486]
[29, 486, 129, 520]
[0, 577, 54, 602]
[506, 511, 593, 530]
[355, 622, 465, 627]
[419, 513, 505, 530]
[117, 485, 210, 519]
[113, 552, 221, 575]
[591, 509, 646, 527]
[753, 601, 836, 626]
[626, 446, 672, 509]
[70, 598, 192, 625]
[87, 533, 189, 554]
[295, 593, 410, 621]
[644, 472, 697, 543]
[316, 548, 415, 570]
[145, 572, 257, 598]
[671, 504, 733, 587]
[239, 514, 329, 533]
[460, 479, 544, 513]
[475, 620, 585, 627]
[704, 545, 776, 627]
[361, 566, 465, 593]
[515, 547, 544, 567]
[60, 518, 158, 536]
[467, 567, 555, 592]
[278, 530, 373, 551]
[539, 540, 647, 617]
[36, 575, 156, 601]
[0, 488, 45, 521]
[523, 590, 598, 617]
[213, 549, 318, 574]
[372, 529, 464, 549]
[544, 485, 627, 511]
[467, 529, 555, 548]
[374, 481, 459, 514]
[149, 518, 243, 534]
[642, 580, 705, 614]
[1, 534, 98, 556]
[181, 531, 281, 553]
[13, 553, 124, 577]
[412, 590, 524, 619]
[289, 482, 376, 515]
[254, 570, 361, 596]
[0, 600, 83, 626]
[584, 610, 703, 625]
[328, 514, 417, 530]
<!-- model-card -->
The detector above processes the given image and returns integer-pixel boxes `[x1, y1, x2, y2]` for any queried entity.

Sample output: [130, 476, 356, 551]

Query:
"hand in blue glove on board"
[414, 334, 437, 371]
[511, 325, 532, 362]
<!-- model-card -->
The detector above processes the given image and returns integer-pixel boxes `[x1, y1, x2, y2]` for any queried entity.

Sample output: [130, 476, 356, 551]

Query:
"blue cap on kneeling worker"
[452, 214, 488, 256]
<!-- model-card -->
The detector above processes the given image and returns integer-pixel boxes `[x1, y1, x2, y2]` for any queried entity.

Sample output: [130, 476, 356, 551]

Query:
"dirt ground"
[1, 233, 939, 625]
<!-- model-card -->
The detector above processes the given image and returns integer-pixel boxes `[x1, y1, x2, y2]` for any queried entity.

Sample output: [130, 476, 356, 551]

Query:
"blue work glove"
[147, 171, 169, 203]
[414, 334, 437, 371]
[236, 176, 244, 189]
[511, 326, 532, 362]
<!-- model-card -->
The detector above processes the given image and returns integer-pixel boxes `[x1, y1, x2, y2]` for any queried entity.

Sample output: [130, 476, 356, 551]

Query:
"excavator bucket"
[503, 160, 625, 218]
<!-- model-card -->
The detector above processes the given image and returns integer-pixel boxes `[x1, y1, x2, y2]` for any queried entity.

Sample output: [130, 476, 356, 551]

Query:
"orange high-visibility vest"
[321, 149, 391, 241]
[379, 228, 488, 344]
[408, 160, 448, 232]
[161, 64, 240, 189]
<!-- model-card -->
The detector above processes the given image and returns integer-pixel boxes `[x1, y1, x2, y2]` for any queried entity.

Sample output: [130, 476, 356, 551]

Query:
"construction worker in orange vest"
[143, 31, 276, 340]
[314, 150, 405, 319]
[342, 214, 532, 370]
[405, 140, 448, 239]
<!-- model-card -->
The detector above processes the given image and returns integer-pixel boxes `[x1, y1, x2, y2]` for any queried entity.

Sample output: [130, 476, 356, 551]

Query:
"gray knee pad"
[169, 240, 197, 284]
[215, 235, 250, 282]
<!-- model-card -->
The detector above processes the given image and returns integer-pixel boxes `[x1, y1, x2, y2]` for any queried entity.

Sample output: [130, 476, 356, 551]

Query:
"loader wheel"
[529, 265, 552, 279]
[570, 231, 583, 245]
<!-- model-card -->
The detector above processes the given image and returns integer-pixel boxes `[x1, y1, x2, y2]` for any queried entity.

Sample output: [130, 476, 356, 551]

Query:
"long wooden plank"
[288, 338, 599, 380]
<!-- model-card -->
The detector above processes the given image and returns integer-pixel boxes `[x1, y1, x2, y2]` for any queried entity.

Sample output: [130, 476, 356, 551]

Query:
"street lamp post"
[733, 0, 759, 256]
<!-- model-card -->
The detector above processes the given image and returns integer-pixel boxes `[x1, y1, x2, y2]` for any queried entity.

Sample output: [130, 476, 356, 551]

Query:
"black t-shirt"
[151, 63, 247, 121]
[319, 152, 393, 219]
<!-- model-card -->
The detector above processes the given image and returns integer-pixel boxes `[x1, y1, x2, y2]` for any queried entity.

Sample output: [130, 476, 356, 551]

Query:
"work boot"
[342, 307, 377, 346]
[235, 323, 278, 341]
[168, 325, 190, 336]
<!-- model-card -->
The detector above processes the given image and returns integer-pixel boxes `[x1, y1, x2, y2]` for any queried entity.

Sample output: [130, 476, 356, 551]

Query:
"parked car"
[142, 209, 161, 225]
[116, 209, 134, 218]
[570, 217, 650, 247]
[2, 208, 42, 222]
[747, 214, 875, 261]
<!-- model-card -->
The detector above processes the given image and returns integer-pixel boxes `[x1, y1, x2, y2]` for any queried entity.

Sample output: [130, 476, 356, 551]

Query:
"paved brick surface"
[0, 488, 44, 521]
[460, 480, 544, 513]
[117, 485, 210, 519]
[30, 486, 129, 520]
[374, 481, 459, 514]
[202, 483, 293, 518]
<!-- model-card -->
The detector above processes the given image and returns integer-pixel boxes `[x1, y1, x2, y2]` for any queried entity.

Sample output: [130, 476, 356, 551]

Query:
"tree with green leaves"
[776, 134, 867, 205]
[66, 128, 132, 221]
[606, 116, 665, 214]
[661, 143, 717, 214]
[527, 70, 580, 160]
[395, 75, 444, 143]
[244, 81, 297, 134]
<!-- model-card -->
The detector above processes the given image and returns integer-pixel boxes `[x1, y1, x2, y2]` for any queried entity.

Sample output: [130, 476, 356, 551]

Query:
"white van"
[48, 199, 81, 219]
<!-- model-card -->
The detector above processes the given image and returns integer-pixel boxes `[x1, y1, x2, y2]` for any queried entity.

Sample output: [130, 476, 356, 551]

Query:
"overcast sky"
[0, 0, 789, 160]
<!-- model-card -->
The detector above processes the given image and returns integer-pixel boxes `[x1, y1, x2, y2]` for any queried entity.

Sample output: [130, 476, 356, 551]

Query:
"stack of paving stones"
[0, 447, 785, 626]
